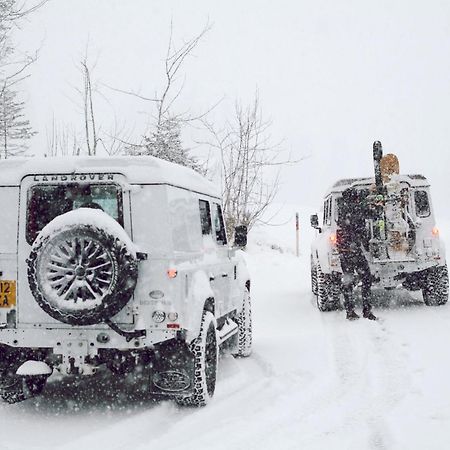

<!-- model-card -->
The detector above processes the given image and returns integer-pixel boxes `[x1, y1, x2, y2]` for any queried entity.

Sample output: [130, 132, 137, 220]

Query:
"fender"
[185, 271, 215, 343]
[234, 250, 251, 314]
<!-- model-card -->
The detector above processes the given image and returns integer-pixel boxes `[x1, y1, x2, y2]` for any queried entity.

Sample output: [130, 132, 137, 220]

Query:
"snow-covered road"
[3, 216, 450, 450]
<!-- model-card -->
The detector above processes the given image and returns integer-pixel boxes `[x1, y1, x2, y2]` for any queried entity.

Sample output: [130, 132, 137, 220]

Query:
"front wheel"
[176, 311, 218, 407]
[422, 264, 449, 306]
[311, 258, 318, 296]
[316, 265, 341, 311]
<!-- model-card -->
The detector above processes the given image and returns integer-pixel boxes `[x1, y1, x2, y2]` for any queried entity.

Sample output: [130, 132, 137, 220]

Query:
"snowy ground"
[2, 207, 450, 450]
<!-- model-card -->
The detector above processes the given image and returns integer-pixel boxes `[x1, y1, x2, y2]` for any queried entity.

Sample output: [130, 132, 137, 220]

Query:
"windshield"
[27, 183, 123, 244]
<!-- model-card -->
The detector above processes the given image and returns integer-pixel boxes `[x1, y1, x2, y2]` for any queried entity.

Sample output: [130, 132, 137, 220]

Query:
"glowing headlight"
[152, 310, 166, 323]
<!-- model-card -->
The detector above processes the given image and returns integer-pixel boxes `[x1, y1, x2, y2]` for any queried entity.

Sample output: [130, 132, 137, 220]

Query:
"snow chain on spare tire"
[176, 311, 218, 407]
[27, 210, 138, 326]
[422, 264, 449, 306]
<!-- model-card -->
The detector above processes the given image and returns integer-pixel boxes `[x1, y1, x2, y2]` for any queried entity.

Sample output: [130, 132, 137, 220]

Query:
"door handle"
[221, 273, 228, 278]
[209, 275, 215, 282]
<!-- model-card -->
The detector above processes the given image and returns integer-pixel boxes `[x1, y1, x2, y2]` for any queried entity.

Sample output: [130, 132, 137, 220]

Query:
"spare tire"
[27, 208, 138, 325]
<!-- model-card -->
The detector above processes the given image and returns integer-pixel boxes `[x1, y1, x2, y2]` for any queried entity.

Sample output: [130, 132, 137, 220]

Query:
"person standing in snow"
[336, 188, 377, 320]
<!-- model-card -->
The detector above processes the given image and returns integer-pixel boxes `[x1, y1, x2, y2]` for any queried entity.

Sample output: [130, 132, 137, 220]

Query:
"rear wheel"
[316, 265, 341, 311]
[233, 288, 252, 357]
[176, 311, 218, 407]
[0, 375, 48, 404]
[422, 264, 449, 306]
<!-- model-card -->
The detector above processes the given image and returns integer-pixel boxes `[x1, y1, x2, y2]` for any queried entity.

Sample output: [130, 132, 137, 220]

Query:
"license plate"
[0, 281, 16, 308]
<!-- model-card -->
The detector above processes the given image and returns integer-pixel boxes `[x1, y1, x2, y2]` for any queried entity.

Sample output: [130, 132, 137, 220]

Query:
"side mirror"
[310, 214, 319, 229]
[234, 225, 248, 248]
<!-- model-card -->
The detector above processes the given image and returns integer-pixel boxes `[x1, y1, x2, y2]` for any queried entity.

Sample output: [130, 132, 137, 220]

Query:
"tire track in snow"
[327, 317, 412, 450]
[364, 320, 411, 450]
[53, 350, 280, 450]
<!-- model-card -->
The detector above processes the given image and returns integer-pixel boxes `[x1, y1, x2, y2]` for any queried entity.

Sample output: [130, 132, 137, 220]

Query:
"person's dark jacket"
[336, 188, 370, 253]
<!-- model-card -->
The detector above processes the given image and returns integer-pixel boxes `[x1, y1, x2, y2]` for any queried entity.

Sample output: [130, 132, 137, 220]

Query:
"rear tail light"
[329, 233, 337, 245]
[167, 269, 178, 279]
[432, 227, 439, 237]
[152, 311, 166, 323]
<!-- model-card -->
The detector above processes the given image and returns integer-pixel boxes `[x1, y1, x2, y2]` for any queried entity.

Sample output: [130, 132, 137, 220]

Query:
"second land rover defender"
[310, 141, 448, 311]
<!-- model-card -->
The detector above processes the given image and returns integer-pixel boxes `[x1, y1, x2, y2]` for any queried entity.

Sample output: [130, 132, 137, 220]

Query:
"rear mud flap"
[149, 339, 195, 396]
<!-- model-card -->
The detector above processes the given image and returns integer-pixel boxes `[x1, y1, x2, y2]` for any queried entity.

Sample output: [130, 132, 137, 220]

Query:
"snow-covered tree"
[0, 1, 47, 67]
[0, 85, 35, 158]
[0, 1, 47, 158]
[128, 116, 202, 172]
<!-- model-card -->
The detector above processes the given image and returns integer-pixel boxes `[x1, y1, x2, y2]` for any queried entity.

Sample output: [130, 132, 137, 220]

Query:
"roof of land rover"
[0, 156, 220, 197]
[326, 174, 430, 195]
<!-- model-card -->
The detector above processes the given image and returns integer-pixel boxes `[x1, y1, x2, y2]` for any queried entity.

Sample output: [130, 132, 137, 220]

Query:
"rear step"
[217, 318, 239, 344]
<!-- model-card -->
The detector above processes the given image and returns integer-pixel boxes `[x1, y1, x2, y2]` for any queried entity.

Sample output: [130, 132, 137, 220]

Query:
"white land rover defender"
[310, 141, 448, 311]
[0, 156, 251, 406]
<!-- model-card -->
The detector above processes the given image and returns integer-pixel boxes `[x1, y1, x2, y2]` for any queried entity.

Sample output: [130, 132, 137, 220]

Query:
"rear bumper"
[330, 258, 446, 288]
[0, 326, 177, 353]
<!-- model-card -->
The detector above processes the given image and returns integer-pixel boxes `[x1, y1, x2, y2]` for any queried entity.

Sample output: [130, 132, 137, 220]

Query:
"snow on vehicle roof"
[0, 155, 220, 197]
[326, 174, 430, 195]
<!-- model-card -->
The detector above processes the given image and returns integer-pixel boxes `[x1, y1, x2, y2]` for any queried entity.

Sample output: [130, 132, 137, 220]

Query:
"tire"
[316, 265, 340, 311]
[27, 209, 138, 326]
[422, 264, 449, 306]
[311, 257, 318, 296]
[0, 375, 48, 404]
[176, 311, 218, 407]
[233, 288, 252, 357]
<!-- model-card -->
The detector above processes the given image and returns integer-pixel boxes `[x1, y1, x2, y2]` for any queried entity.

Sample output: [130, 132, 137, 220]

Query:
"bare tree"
[203, 93, 300, 236]
[46, 116, 79, 157]
[65, 47, 137, 157]
[0, 1, 47, 65]
[98, 117, 135, 156]
[105, 21, 214, 169]
[76, 52, 99, 156]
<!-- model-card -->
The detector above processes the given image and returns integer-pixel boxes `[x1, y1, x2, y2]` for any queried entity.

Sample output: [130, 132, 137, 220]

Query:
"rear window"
[414, 190, 430, 218]
[27, 183, 123, 244]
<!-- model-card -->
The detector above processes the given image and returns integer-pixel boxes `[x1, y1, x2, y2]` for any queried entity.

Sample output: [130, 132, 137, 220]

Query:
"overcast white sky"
[14, 0, 450, 220]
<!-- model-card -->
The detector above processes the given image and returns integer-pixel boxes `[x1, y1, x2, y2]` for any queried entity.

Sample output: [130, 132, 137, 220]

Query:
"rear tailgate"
[17, 173, 134, 327]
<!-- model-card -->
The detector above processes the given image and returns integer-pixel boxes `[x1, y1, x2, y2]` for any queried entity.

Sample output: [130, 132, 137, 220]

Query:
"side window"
[323, 197, 332, 226]
[212, 203, 227, 245]
[335, 197, 342, 223]
[414, 190, 430, 218]
[326, 198, 332, 225]
[199, 200, 212, 235]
